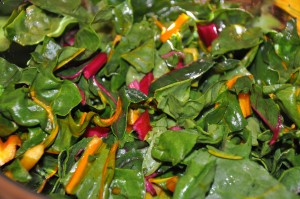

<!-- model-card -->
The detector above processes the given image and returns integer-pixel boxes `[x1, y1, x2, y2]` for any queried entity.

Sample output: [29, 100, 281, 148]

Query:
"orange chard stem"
[226, 75, 242, 89]
[65, 137, 103, 194]
[93, 97, 122, 127]
[108, 35, 122, 61]
[0, 135, 22, 166]
[37, 166, 58, 193]
[238, 93, 251, 118]
[166, 176, 179, 192]
[79, 112, 88, 125]
[148, 176, 179, 193]
[99, 141, 119, 199]
[153, 18, 166, 31]
[160, 13, 189, 43]
[226, 75, 253, 89]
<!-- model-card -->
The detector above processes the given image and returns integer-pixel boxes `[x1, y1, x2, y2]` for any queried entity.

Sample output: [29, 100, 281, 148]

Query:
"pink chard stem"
[83, 52, 108, 79]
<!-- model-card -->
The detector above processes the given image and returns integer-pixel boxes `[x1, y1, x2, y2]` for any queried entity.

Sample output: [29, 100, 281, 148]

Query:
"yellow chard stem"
[274, 0, 300, 34]
[208, 148, 243, 160]
[30, 91, 59, 148]
[99, 141, 119, 199]
[20, 144, 45, 171]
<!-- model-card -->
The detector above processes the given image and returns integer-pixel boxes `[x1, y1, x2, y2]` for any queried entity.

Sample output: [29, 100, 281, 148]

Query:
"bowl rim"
[0, 173, 48, 199]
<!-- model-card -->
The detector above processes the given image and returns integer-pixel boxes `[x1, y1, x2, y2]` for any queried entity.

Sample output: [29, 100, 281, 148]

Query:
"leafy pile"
[1, 0, 300, 198]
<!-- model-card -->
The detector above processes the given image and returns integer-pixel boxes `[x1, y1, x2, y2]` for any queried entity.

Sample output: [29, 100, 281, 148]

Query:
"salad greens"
[1, 0, 300, 198]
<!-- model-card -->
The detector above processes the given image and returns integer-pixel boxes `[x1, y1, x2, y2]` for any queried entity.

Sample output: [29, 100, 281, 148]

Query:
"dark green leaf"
[149, 59, 215, 95]
[206, 158, 299, 199]
[174, 150, 216, 199]
[4, 5, 77, 45]
[122, 39, 155, 73]
[0, 88, 48, 129]
[279, 167, 300, 195]
[113, 0, 133, 35]
[31, 72, 81, 116]
[151, 129, 199, 165]
[4, 160, 31, 183]
[109, 168, 145, 199]
[211, 25, 263, 57]
[0, 57, 21, 88]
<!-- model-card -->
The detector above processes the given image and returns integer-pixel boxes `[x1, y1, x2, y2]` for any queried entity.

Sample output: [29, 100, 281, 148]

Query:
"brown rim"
[0, 174, 47, 199]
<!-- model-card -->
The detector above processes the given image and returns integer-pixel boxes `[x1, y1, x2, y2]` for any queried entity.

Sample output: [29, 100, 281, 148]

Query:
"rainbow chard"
[83, 52, 107, 79]
[145, 173, 158, 196]
[197, 23, 218, 47]
[250, 85, 283, 145]
[161, 51, 185, 70]
[133, 109, 152, 141]
[84, 126, 110, 138]
[128, 72, 154, 96]
[59, 52, 108, 80]
[139, 72, 154, 95]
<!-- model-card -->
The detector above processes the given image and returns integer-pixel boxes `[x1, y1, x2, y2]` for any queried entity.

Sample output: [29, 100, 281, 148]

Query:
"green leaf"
[270, 19, 300, 69]
[265, 85, 300, 127]
[30, 0, 81, 14]
[214, 8, 253, 27]
[112, 87, 148, 139]
[116, 139, 144, 170]
[0, 57, 21, 88]
[196, 124, 225, 145]
[206, 159, 299, 199]
[245, 117, 261, 146]
[249, 43, 280, 85]
[0, 17, 11, 51]
[151, 129, 199, 165]
[74, 26, 101, 52]
[200, 91, 247, 132]
[0, 0, 23, 15]
[154, 79, 191, 118]
[29, 0, 91, 23]
[154, 80, 205, 124]
[230, 75, 253, 94]
[111, 60, 129, 91]
[174, 150, 216, 199]
[222, 129, 252, 158]
[250, 85, 281, 131]
[47, 116, 79, 153]
[0, 88, 48, 129]
[149, 59, 215, 95]
[4, 5, 77, 45]
[121, 39, 155, 73]
[211, 25, 263, 57]
[109, 168, 145, 199]
[0, 114, 18, 136]
[4, 159, 31, 183]
[143, 127, 166, 176]
[31, 71, 81, 116]
[279, 167, 300, 194]
[124, 87, 148, 103]
[113, 0, 133, 35]
[105, 19, 155, 75]
[16, 127, 47, 156]
[25, 155, 58, 192]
